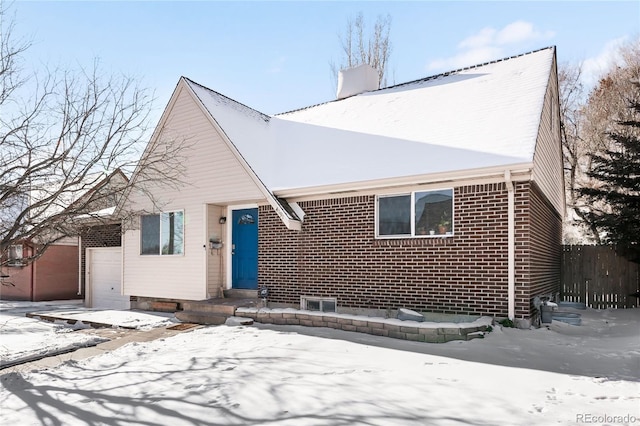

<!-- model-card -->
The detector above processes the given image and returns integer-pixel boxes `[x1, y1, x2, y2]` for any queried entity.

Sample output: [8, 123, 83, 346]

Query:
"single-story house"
[121, 46, 564, 323]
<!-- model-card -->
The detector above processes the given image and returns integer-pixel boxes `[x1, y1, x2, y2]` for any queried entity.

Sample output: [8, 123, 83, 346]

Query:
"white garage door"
[87, 247, 129, 310]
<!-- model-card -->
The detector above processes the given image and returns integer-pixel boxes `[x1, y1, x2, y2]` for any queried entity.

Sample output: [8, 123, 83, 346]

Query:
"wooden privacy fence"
[561, 245, 639, 309]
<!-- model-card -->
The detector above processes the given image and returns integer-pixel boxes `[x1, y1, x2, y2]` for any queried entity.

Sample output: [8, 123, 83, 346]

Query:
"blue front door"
[232, 208, 258, 289]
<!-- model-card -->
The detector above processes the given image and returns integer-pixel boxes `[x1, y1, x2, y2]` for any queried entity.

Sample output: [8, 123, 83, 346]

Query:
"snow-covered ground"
[0, 300, 174, 367]
[0, 301, 639, 425]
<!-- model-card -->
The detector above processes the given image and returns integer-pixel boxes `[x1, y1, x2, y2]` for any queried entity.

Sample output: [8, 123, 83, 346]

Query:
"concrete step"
[175, 311, 228, 325]
[182, 301, 236, 316]
[224, 289, 258, 299]
[178, 298, 262, 328]
[182, 297, 261, 316]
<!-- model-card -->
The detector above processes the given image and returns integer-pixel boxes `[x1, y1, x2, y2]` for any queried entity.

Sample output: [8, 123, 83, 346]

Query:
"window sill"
[373, 235, 455, 247]
[139, 254, 185, 257]
[373, 236, 454, 247]
[376, 233, 453, 239]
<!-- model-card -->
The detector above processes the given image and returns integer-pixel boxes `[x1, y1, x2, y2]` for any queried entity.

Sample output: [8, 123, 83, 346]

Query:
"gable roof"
[185, 47, 555, 196]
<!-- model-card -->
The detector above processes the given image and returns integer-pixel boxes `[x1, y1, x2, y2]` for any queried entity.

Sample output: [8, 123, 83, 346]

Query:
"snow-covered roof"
[186, 47, 554, 193]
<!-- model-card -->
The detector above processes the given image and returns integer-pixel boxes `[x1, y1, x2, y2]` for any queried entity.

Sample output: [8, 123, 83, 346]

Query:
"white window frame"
[8, 244, 24, 266]
[140, 210, 185, 256]
[376, 189, 455, 239]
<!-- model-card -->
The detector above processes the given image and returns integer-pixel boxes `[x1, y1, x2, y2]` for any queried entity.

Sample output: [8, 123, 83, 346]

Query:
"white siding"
[122, 84, 265, 301]
[532, 56, 565, 216]
[206, 204, 225, 297]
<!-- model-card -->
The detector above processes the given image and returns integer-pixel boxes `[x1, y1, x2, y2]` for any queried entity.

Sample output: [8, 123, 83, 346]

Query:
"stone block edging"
[235, 307, 492, 343]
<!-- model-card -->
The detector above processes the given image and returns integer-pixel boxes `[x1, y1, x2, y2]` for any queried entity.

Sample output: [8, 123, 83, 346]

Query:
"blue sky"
[11, 1, 640, 120]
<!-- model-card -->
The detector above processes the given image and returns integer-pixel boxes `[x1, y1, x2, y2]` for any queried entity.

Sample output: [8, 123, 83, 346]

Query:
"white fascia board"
[273, 162, 534, 199]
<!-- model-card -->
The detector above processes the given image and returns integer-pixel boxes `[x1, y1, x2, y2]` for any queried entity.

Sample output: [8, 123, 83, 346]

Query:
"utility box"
[540, 304, 554, 324]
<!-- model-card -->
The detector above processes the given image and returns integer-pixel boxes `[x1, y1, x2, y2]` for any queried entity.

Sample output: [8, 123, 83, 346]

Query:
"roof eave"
[273, 162, 534, 199]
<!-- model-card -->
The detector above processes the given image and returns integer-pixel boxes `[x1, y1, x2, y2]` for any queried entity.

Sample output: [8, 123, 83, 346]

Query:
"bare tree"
[559, 63, 585, 206]
[330, 12, 393, 89]
[558, 62, 601, 243]
[582, 39, 640, 146]
[0, 5, 187, 269]
[561, 37, 640, 243]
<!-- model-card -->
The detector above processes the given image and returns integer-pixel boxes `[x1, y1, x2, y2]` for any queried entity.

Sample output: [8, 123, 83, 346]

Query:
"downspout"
[29, 244, 35, 302]
[77, 236, 83, 296]
[505, 170, 515, 320]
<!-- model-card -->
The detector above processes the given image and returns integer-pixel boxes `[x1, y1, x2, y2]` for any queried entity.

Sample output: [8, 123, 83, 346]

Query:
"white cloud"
[582, 36, 628, 89]
[458, 27, 496, 50]
[495, 20, 555, 46]
[430, 46, 503, 70]
[428, 21, 555, 72]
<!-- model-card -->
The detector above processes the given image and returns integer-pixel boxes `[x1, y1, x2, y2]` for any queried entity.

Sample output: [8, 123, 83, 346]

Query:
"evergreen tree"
[580, 84, 640, 262]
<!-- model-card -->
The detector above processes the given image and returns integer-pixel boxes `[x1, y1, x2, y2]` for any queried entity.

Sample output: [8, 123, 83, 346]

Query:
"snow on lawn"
[27, 308, 177, 330]
[0, 301, 174, 367]
[1, 309, 639, 425]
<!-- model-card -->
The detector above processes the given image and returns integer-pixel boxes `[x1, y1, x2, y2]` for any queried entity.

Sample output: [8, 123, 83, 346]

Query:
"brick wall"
[79, 224, 122, 296]
[33, 244, 79, 301]
[528, 183, 562, 306]
[514, 182, 531, 318]
[0, 245, 34, 301]
[0, 244, 81, 301]
[259, 181, 562, 319]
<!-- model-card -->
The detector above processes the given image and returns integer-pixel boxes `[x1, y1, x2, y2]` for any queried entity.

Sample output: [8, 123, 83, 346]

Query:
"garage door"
[87, 247, 129, 310]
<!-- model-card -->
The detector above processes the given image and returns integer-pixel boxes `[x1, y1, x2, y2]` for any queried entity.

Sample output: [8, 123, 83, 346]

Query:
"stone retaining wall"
[236, 308, 492, 343]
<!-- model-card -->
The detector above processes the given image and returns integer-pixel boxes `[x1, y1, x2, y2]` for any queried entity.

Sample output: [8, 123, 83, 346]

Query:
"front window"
[377, 189, 454, 237]
[141, 211, 184, 255]
[378, 195, 411, 236]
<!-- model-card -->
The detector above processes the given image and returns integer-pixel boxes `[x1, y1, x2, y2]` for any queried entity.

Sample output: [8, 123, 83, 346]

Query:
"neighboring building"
[121, 47, 564, 323]
[0, 238, 80, 301]
[0, 171, 126, 302]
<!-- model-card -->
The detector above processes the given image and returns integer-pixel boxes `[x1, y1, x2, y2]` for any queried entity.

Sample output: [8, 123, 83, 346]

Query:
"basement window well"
[301, 297, 337, 313]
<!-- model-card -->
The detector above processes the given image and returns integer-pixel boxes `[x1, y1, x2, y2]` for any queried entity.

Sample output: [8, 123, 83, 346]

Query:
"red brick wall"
[259, 181, 562, 319]
[0, 245, 35, 301]
[33, 244, 80, 301]
[1, 244, 80, 301]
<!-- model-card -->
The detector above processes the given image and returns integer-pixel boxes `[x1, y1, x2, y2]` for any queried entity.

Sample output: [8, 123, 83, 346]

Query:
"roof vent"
[336, 64, 380, 100]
